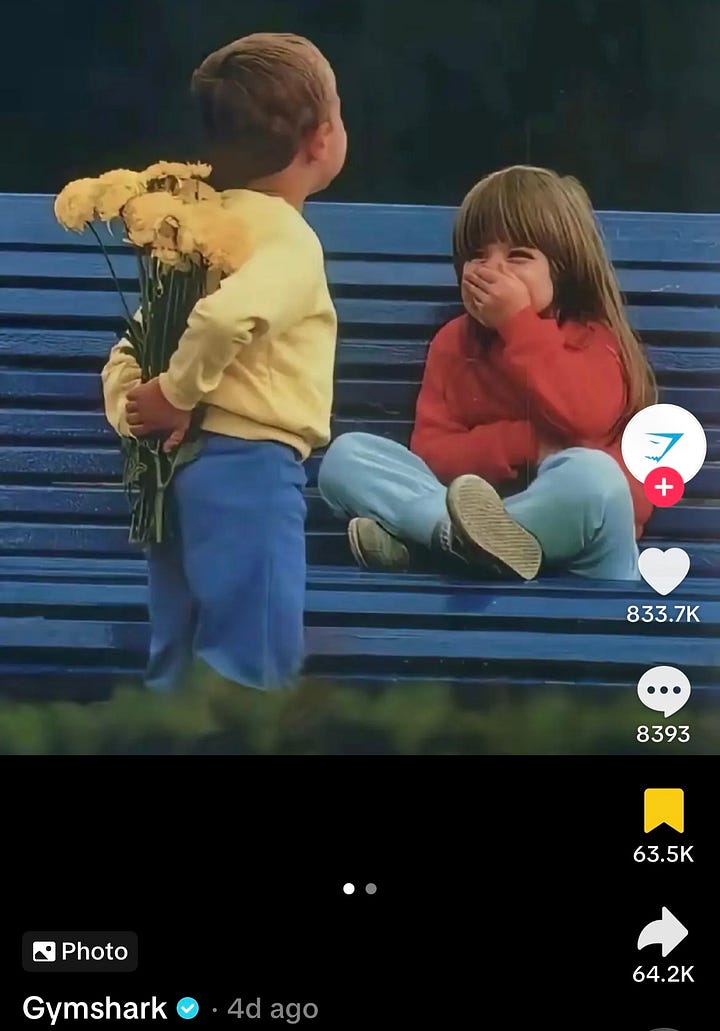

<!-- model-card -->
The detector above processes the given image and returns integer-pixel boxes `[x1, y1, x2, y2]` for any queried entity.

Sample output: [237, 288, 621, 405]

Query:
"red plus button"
[644, 465, 685, 507]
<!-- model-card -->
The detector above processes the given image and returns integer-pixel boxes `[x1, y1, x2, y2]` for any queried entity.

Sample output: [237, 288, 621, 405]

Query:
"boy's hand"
[462, 263, 531, 328]
[125, 379, 192, 452]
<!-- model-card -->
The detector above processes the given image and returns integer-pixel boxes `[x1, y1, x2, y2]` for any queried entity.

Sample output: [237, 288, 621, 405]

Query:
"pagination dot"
[343, 882, 355, 895]
[365, 883, 377, 895]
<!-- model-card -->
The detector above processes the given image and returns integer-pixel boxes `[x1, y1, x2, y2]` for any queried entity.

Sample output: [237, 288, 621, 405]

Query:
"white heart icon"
[638, 548, 690, 595]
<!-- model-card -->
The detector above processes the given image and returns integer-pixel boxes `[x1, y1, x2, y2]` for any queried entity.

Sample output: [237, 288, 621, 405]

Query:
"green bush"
[0, 667, 717, 755]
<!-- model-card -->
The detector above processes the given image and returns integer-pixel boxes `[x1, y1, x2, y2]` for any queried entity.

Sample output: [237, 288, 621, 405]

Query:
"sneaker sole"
[347, 518, 410, 572]
[446, 475, 542, 580]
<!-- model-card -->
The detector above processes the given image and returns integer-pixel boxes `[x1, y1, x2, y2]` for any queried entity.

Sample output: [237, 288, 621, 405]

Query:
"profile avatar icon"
[621, 403, 706, 484]
[644, 432, 683, 463]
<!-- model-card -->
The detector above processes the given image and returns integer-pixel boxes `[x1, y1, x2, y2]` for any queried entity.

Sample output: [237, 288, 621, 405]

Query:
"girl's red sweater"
[410, 307, 652, 537]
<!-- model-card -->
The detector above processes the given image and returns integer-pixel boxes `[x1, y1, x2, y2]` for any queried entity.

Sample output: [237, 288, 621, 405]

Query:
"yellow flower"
[175, 217, 198, 257]
[54, 177, 101, 232]
[121, 178, 247, 276]
[95, 168, 146, 222]
[176, 178, 220, 203]
[123, 199, 193, 271]
[152, 246, 192, 272]
[141, 160, 212, 184]
[181, 205, 250, 275]
[53, 161, 214, 233]
[123, 192, 187, 246]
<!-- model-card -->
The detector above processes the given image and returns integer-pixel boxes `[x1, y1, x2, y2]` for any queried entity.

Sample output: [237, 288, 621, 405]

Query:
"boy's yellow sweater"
[101, 189, 337, 459]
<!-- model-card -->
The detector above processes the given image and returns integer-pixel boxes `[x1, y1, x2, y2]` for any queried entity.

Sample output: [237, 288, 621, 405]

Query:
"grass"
[0, 667, 717, 755]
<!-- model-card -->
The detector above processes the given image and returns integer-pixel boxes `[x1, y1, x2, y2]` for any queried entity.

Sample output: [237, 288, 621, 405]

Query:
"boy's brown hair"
[191, 33, 333, 186]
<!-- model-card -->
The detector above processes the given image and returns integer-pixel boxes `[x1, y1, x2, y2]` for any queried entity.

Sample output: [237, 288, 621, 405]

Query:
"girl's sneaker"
[446, 474, 542, 580]
[347, 517, 410, 571]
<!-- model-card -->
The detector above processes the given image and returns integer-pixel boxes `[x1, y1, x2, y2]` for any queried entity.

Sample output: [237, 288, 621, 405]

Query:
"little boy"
[101, 33, 347, 690]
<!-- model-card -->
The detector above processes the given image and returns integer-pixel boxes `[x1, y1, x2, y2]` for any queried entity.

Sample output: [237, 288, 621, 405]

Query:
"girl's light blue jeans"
[318, 433, 640, 580]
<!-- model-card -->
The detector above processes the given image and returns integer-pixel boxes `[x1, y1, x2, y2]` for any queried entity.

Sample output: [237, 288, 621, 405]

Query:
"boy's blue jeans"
[145, 433, 307, 691]
[318, 433, 640, 580]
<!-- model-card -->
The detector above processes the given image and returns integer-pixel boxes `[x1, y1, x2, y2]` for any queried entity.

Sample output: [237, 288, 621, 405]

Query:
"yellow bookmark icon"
[644, 788, 684, 833]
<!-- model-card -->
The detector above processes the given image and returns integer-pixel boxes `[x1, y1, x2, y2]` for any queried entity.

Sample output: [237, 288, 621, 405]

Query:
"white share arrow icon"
[637, 907, 688, 957]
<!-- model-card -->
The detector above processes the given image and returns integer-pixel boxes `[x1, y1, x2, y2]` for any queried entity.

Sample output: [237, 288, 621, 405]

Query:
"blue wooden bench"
[1, 193, 719, 694]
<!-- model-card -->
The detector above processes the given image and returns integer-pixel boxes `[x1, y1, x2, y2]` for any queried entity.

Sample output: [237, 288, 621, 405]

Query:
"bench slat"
[5, 579, 720, 628]
[0, 484, 717, 539]
[4, 195, 720, 264]
[1, 446, 719, 498]
[5, 288, 720, 338]
[0, 522, 718, 574]
[1, 445, 719, 497]
[0, 445, 121, 476]
[6, 250, 720, 301]
[307, 625, 719, 673]
[0, 327, 118, 358]
[3, 629, 714, 688]
[2, 554, 719, 597]
[1, 603, 716, 654]
[2, 327, 438, 364]
[4, 616, 715, 685]
[0, 617, 148, 651]
[0, 369, 717, 419]
[2, 330, 720, 388]
[0, 411, 116, 441]
[0, 410, 410, 447]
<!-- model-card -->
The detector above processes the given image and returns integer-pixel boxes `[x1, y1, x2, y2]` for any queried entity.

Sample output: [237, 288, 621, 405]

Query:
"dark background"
[7, 759, 714, 1029]
[5, 0, 720, 210]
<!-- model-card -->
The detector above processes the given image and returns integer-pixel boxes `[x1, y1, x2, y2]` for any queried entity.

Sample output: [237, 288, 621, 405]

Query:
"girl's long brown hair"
[452, 165, 657, 422]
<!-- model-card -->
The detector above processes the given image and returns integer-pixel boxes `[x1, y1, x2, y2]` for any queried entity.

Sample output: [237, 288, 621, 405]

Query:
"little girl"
[318, 165, 657, 581]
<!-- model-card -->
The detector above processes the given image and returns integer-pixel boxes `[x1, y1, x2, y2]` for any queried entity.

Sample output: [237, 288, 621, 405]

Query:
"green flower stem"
[119, 254, 209, 544]
[89, 223, 135, 327]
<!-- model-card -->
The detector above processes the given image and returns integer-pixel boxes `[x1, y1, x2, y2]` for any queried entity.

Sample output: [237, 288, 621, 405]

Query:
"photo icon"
[32, 941, 56, 963]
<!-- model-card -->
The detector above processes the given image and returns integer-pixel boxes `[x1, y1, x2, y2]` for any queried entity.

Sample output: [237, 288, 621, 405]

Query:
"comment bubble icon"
[637, 666, 692, 718]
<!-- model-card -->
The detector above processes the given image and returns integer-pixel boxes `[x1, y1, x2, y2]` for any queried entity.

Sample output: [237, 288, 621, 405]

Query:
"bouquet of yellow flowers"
[54, 161, 249, 544]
